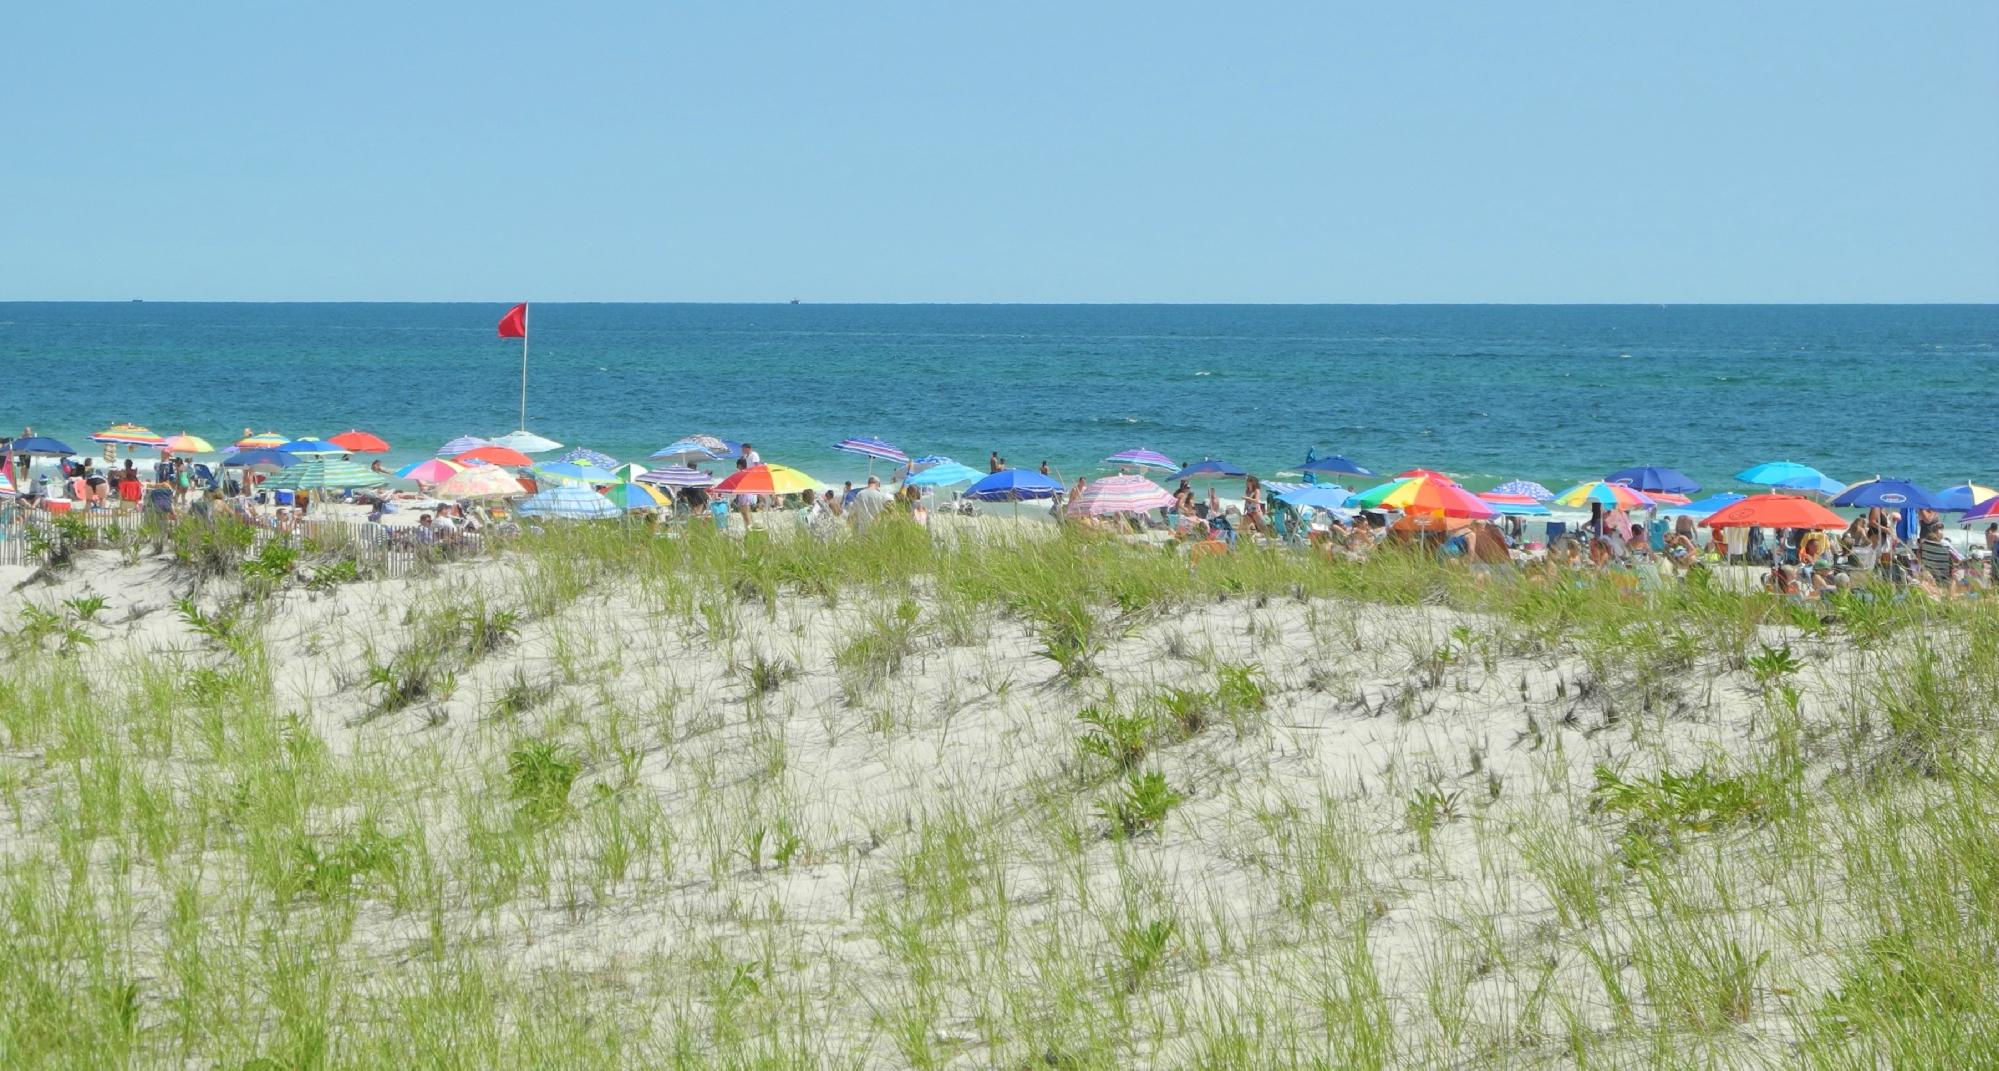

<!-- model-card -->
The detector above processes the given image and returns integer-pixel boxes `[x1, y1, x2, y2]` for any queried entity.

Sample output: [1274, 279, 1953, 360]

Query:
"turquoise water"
[2, 303, 1993, 490]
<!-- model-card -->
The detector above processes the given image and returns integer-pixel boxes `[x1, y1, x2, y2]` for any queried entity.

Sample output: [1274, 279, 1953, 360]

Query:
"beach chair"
[710, 500, 730, 532]
[1208, 514, 1237, 547]
[1545, 521, 1566, 543]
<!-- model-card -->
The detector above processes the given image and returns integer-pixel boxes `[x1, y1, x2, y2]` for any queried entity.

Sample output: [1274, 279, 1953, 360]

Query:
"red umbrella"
[328, 429, 390, 453]
[1702, 493, 1848, 530]
[454, 445, 534, 467]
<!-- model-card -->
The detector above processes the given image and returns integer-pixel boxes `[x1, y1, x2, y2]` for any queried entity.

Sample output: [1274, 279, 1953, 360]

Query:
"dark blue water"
[1, 303, 1992, 490]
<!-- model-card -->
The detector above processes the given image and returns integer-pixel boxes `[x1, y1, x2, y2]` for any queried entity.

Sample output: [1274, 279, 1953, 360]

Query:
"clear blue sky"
[6, 2, 1994, 302]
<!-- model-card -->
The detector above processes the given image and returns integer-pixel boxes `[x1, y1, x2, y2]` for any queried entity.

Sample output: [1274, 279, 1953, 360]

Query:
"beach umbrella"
[603, 481, 671, 510]
[1605, 466, 1701, 494]
[7, 436, 77, 456]
[235, 431, 290, 449]
[896, 455, 954, 480]
[556, 447, 620, 470]
[1105, 448, 1179, 471]
[1936, 484, 1999, 512]
[1476, 492, 1551, 516]
[92, 423, 165, 447]
[904, 462, 984, 488]
[533, 461, 620, 485]
[1067, 474, 1175, 516]
[1702, 494, 1848, 530]
[1963, 498, 1999, 523]
[1395, 468, 1456, 481]
[1646, 492, 1694, 506]
[1736, 461, 1833, 489]
[0, 470, 14, 498]
[610, 462, 649, 483]
[1773, 473, 1846, 497]
[1660, 492, 1746, 518]
[1491, 479, 1555, 501]
[1391, 513, 1476, 534]
[453, 445, 534, 467]
[518, 484, 620, 519]
[219, 449, 299, 469]
[1278, 485, 1356, 510]
[1349, 474, 1496, 519]
[491, 430, 563, 454]
[964, 469, 1065, 502]
[834, 436, 910, 466]
[328, 430, 390, 453]
[713, 464, 821, 497]
[159, 432, 215, 454]
[1830, 478, 1941, 511]
[263, 458, 387, 490]
[1300, 454, 1374, 478]
[435, 465, 529, 499]
[279, 438, 347, 455]
[1551, 481, 1658, 510]
[650, 436, 730, 464]
[395, 458, 464, 483]
[635, 465, 717, 489]
[440, 435, 492, 456]
[1169, 459, 1248, 482]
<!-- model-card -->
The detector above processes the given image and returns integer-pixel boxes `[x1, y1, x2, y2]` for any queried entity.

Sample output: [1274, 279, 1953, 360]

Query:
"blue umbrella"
[1300, 454, 1374, 478]
[964, 469, 1065, 502]
[7, 436, 77, 456]
[556, 447, 620, 470]
[1773, 473, 1847, 497]
[905, 462, 984, 488]
[1736, 461, 1833, 488]
[1169, 459, 1249, 481]
[517, 485, 622, 520]
[1605, 466, 1701, 494]
[1830, 478, 1940, 511]
[279, 439, 347, 455]
[1933, 483, 1998, 512]
[1478, 495, 1551, 517]
[533, 461, 620, 485]
[1491, 479, 1555, 501]
[1660, 492, 1746, 518]
[1277, 485, 1354, 510]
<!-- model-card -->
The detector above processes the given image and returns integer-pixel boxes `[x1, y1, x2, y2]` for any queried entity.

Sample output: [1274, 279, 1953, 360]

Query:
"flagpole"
[519, 302, 530, 432]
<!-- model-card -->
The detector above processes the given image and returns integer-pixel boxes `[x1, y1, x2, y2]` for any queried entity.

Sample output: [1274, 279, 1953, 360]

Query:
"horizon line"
[3, 299, 1996, 308]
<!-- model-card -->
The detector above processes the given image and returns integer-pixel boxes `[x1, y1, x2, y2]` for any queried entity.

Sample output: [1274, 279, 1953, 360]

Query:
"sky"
[4, 2, 1995, 303]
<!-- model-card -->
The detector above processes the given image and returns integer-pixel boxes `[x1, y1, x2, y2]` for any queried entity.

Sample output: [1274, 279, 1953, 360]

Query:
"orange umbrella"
[453, 445, 534, 467]
[1702, 493, 1848, 530]
[328, 429, 390, 453]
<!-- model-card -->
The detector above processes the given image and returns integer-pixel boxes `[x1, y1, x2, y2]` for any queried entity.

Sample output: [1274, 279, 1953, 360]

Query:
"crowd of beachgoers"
[4, 425, 1996, 599]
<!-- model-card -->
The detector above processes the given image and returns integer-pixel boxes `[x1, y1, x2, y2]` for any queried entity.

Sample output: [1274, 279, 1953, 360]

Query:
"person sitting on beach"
[1763, 563, 1800, 596]
[1588, 537, 1616, 570]
[1663, 525, 1700, 571]
[822, 489, 842, 517]
[415, 513, 439, 546]
[1917, 523, 1959, 589]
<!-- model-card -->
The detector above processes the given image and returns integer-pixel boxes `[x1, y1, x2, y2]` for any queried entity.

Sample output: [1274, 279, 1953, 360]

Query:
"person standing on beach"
[989, 451, 1003, 474]
[741, 442, 761, 467]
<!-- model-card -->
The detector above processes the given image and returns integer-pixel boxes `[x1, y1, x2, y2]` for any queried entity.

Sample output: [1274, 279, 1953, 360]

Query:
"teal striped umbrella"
[262, 458, 388, 490]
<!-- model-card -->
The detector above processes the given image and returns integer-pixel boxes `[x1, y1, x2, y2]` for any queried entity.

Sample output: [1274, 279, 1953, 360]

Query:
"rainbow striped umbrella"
[1349, 474, 1496, 519]
[235, 431, 290, 449]
[1937, 483, 1999, 512]
[713, 464, 820, 496]
[159, 432, 215, 454]
[834, 436, 909, 465]
[92, 423, 166, 447]
[1551, 481, 1657, 510]
[1105, 448, 1179, 471]
[1067, 474, 1174, 517]
[604, 481, 672, 510]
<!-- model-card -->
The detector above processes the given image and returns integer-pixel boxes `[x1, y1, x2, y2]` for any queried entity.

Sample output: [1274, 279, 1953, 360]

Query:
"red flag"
[497, 303, 527, 338]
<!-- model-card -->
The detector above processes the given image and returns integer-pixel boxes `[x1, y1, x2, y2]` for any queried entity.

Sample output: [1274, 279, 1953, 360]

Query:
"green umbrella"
[262, 458, 388, 490]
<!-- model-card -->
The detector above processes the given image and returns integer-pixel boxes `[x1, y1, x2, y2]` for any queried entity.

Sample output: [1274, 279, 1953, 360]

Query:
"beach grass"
[0, 514, 1994, 1066]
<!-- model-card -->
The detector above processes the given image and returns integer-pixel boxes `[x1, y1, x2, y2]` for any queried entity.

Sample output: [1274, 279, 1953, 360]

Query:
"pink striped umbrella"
[1066, 474, 1175, 517]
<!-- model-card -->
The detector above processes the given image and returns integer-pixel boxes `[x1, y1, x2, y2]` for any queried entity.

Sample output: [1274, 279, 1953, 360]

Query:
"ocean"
[2, 303, 1993, 491]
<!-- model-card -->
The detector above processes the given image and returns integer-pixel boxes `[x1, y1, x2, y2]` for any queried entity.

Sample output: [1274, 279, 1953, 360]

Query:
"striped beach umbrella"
[235, 431, 290, 449]
[159, 432, 215, 454]
[650, 436, 735, 464]
[518, 485, 621, 519]
[328, 430, 390, 453]
[1491, 479, 1555, 501]
[635, 465, 717, 489]
[713, 464, 820, 496]
[1963, 497, 1999, 523]
[1551, 481, 1657, 510]
[92, 423, 166, 447]
[610, 463, 649, 483]
[1105, 448, 1179, 471]
[395, 458, 464, 483]
[603, 481, 671, 510]
[1067, 474, 1174, 517]
[435, 465, 529, 499]
[1936, 483, 1998, 512]
[262, 458, 388, 490]
[1476, 492, 1551, 516]
[1349, 474, 1496, 519]
[835, 436, 909, 465]
[440, 435, 492, 456]
[556, 447, 620, 470]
